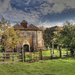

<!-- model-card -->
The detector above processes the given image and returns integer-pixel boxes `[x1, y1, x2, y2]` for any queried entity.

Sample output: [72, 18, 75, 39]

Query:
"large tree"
[0, 15, 21, 52]
[43, 26, 62, 48]
[56, 21, 75, 56]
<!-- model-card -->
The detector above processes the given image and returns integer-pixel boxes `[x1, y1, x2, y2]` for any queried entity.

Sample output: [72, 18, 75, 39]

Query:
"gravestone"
[51, 54, 57, 58]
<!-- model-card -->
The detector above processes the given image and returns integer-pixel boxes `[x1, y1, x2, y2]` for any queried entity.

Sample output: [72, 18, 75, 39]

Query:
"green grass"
[0, 50, 74, 75]
[25, 53, 36, 61]
[61, 48, 68, 51]
[35, 49, 70, 57]
[0, 57, 75, 75]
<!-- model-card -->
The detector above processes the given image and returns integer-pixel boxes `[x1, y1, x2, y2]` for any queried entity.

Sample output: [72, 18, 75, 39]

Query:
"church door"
[23, 44, 29, 52]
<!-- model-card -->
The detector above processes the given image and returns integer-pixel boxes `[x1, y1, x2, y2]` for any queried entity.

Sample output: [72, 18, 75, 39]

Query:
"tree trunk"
[71, 50, 74, 57]
[52, 42, 54, 54]
[59, 46, 62, 57]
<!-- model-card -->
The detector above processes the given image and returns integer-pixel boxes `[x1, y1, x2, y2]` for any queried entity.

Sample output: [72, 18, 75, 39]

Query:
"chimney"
[21, 20, 27, 28]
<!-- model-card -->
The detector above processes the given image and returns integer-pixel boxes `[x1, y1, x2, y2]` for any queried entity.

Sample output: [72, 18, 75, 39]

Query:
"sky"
[0, 0, 75, 27]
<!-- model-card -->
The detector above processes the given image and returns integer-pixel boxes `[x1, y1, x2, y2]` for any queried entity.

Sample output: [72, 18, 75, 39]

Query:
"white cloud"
[25, 0, 31, 5]
[0, 0, 75, 27]
[3, 8, 41, 26]
[0, 0, 11, 12]
[37, 21, 64, 27]
[0, 0, 41, 24]
[39, 0, 75, 14]
[50, 3, 66, 13]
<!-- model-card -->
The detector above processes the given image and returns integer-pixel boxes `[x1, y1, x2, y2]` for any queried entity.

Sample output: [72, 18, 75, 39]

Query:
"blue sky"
[0, 0, 75, 27]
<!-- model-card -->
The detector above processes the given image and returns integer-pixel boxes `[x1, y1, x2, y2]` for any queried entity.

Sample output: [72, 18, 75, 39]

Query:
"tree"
[43, 26, 62, 48]
[56, 21, 75, 56]
[43, 28, 51, 48]
[0, 15, 21, 52]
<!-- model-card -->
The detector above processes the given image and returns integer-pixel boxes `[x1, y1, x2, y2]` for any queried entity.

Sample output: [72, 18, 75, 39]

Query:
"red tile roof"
[13, 22, 41, 31]
[27, 24, 41, 31]
[13, 23, 25, 30]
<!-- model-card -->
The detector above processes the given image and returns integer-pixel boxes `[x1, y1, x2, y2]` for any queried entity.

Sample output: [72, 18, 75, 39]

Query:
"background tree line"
[43, 21, 75, 56]
[43, 26, 62, 48]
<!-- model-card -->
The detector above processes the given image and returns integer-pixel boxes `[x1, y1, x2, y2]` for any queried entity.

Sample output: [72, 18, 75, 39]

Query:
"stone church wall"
[17, 30, 45, 51]
[37, 31, 45, 50]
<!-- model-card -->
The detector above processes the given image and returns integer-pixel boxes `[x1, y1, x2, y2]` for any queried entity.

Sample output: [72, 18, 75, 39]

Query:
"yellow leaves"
[19, 34, 22, 37]
[2, 39, 5, 42]
[53, 31, 58, 35]
[0, 31, 2, 37]
[0, 16, 21, 51]
[7, 38, 12, 44]
[16, 30, 19, 34]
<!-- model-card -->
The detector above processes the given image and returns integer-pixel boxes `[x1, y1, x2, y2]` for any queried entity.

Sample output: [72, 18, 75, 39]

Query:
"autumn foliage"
[0, 16, 21, 52]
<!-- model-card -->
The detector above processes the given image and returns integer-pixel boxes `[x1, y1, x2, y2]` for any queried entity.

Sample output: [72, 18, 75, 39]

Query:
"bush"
[0, 45, 4, 52]
[0, 49, 3, 52]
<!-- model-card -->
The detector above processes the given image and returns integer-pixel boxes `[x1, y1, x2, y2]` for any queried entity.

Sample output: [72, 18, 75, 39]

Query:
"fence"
[0, 52, 22, 64]
[0, 49, 74, 64]
[22, 48, 74, 63]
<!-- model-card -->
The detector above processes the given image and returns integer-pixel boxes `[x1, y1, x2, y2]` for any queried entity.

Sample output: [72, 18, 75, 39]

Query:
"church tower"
[21, 20, 27, 28]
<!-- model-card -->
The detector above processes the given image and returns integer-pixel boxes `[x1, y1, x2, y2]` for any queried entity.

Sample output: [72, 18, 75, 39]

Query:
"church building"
[13, 20, 45, 52]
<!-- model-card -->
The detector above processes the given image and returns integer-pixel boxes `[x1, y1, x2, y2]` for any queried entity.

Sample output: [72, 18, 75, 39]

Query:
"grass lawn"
[0, 57, 75, 75]
[35, 49, 70, 57]
[0, 49, 74, 75]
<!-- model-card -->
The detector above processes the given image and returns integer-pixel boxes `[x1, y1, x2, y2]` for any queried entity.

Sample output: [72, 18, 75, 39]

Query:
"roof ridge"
[27, 24, 41, 30]
[13, 23, 25, 30]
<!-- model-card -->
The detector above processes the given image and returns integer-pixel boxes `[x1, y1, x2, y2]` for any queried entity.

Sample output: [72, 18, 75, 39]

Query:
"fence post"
[59, 46, 62, 57]
[66, 50, 68, 56]
[34, 51, 36, 62]
[40, 49, 42, 60]
[3, 52, 5, 63]
[21, 48, 24, 62]
[50, 48, 52, 59]
[24, 49, 26, 62]
[12, 52, 14, 61]
[30, 51, 32, 61]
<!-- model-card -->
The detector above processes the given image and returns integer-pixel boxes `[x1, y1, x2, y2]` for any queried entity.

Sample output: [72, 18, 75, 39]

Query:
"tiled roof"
[13, 23, 25, 30]
[27, 24, 41, 31]
[13, 21, 41, 31]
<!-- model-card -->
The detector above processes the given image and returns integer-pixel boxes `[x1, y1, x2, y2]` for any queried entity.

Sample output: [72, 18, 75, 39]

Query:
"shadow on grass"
[51, 56, 75, 60]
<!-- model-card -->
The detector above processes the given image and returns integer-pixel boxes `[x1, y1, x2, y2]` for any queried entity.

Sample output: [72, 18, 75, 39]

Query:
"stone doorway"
[23, 44, 29, 52]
